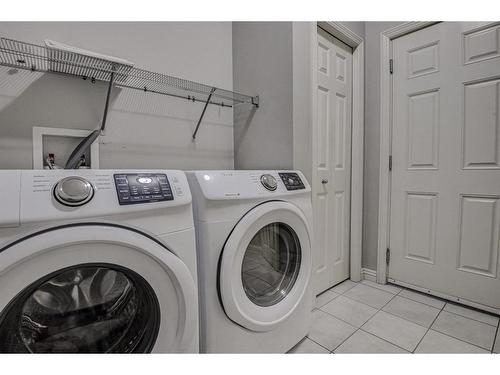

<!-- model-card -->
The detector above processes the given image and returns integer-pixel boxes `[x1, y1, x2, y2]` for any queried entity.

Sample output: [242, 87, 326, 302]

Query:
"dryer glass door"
[219, 202, 312, 332]
[242, 222, 301, 307]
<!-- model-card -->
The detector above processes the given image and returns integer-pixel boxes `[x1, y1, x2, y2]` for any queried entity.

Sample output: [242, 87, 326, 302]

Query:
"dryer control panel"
[114, 173, 174, 205]
[278, 172, 305, 191]
[188, 170, 311, 201]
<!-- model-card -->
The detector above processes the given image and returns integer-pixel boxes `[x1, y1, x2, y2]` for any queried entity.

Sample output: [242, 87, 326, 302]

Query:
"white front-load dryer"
[187, 170, 314, 353]
[0, 169, 198, 353]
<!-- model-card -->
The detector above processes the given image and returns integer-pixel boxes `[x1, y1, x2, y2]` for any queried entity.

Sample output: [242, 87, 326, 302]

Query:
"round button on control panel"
[54, 176, 94, 206]
[260, 174, 277, 191]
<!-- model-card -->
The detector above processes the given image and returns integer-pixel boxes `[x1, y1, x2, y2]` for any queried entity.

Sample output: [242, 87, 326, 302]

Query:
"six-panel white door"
[313, 27, 353, 294]
[389, 22, 500, 312]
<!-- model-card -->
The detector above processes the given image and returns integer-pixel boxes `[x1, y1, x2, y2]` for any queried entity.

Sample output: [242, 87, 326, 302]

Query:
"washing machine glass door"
[219, 202, 312, 332]
[0, 224, 197, 353]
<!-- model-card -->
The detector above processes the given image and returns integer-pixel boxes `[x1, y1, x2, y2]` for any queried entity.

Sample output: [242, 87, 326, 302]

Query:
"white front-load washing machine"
[187, 170, 313, 353]
[0, 169, 198, 353]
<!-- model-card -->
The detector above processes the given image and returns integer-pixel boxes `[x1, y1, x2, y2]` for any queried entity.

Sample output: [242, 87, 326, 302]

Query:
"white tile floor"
[289, 279, 500, 354]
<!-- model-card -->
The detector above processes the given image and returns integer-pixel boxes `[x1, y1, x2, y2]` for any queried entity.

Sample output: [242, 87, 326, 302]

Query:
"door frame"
[292, 22, 364, 282]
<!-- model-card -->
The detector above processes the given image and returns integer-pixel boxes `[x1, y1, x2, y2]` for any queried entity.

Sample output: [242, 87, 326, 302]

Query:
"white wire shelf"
[0, 36, 259, 108]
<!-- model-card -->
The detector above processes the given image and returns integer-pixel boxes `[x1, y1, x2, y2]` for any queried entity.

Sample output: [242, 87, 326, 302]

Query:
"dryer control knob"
[260, 174, 277, 191]
[54, 176, 94, 206]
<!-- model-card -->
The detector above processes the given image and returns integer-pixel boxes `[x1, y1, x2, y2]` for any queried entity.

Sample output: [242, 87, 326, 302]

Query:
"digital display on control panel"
[113, 174, 174, 205]
[279, 172, 305, 191]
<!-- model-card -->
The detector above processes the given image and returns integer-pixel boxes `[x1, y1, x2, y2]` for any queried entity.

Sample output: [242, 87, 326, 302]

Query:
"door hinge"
[389, 59, 393, 74]
[389, 155, 393, 171]
[386, 248, 391, 265]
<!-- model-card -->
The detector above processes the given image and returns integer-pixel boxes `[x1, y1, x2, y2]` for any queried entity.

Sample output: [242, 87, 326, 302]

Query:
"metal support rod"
[192, 87, 216, 140]
[100, 70, 115, 133]
[251, 95, 259, 108]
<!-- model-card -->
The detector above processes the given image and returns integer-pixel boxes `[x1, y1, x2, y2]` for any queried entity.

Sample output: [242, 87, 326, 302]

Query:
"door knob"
[321, 179, 328, 184]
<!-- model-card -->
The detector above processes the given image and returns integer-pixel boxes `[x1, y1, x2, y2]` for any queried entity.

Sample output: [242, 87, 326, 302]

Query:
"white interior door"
[313, 27, 353, 294]
[389, 22, 500, 312]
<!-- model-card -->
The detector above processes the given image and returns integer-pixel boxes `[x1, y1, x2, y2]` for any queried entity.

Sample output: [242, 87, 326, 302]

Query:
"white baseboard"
[361, 268, 377, 282]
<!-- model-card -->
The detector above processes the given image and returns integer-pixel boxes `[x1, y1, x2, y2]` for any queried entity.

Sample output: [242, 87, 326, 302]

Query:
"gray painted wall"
[0, 22, 234, 170]
[233, 22, 294, 170]
[233, 21, 364, 174]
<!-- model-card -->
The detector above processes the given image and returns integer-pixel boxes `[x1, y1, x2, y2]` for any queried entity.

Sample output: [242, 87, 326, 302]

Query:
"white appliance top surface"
[0, 169, 191, 227]
[188, 170, 311, 200]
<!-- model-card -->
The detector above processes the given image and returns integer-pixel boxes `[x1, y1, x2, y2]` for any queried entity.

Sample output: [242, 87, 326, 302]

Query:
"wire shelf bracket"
[192, 87, 216, 140]
[100, 69, 115, 133]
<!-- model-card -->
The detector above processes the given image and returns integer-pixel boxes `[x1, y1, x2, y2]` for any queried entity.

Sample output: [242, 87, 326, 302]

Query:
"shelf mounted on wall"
[0, 36, 259, 152]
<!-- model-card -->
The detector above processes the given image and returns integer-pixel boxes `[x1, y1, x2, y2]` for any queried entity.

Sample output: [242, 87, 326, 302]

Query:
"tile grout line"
[425, 328, 492, 353]
[398, 290, 447, 310]
[360, 289, 413, 353]
[391, 287, 500, 328]
[358, 283, 499, 327]
[310, 282, 361, 354]
[331, 289, 409, 353]
[314, 307, 490, 354]
[318, 305, 375, 329]
[430, 310, 497, 351]
[379, 294, 444, 329]
[361, 280, 404, 295]
[316, 293, 341, 309]
[318, 281, 367, 354]
[340, 286, 398, 310]
[338, 281, 358, 295]
[355, 281, 401, 296]
[329, 328, 360, 353]
[352, 289, 429, 353]
[411, 300, 446, 353]
[357, 327, 411, 353]
[415, 307, 492, 352]
[316, 281, 497, 353]
[490, 321, 499, 353]
[305, 335, 337, 353]
[440, 307, 500, 327]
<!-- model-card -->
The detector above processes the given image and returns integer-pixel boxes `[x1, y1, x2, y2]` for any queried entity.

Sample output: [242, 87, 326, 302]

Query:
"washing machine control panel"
[279, 172, 305, 191]
[114, 173, 174, 205]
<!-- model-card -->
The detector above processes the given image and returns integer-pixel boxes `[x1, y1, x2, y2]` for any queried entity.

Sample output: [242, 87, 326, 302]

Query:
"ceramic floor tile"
[361, 280, 402, 295]
[431, 310, 496, 350]
[321, 295, 378, 328]
[315, 289, 340, 308]
[344, 283, 395, 309]
[307, 309, 357, 351]
[361, 311, 427, 352]
[288, 337, 330, 354]
[383, 295, 441, 328]
[493, 330, 499, 353]
[334, 330, 408, 353]
[330, 279, 358, 294]
[398, 289, 446, 309]
[415, 330, 489, 353]
[443, 303, 499, 326]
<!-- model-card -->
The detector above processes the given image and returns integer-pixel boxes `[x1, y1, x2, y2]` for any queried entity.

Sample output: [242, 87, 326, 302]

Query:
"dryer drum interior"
[241, 222, 301, 307]
[0, 263, 160, 353]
